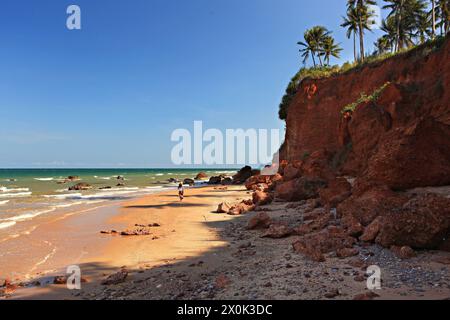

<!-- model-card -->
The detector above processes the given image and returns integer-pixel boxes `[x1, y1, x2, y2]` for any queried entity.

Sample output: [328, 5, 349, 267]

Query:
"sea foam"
[0, 192, 32, 198]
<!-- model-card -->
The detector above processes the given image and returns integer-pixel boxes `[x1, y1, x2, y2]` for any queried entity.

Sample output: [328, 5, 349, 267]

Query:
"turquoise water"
[0, 169, 236, 195]
[0, 168, 237, 231]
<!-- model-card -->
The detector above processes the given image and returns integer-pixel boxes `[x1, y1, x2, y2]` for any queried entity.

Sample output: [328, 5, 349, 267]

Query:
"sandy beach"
[3, 185, 251, 299]
[3, 185, 450, 300]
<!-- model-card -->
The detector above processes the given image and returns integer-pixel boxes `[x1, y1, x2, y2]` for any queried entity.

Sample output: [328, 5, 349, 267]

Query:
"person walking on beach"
[178, 183, 184, 201]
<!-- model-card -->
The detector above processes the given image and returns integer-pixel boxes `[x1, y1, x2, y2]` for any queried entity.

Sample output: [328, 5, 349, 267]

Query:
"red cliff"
[281, 35, 450, 190]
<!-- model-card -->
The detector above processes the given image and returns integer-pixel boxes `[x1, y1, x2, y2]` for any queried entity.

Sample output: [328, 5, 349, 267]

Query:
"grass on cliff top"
[279, 34, 448, 121]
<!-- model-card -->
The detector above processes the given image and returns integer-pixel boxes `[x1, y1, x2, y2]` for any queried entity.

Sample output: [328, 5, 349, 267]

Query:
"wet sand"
[5, 185, 250, 299]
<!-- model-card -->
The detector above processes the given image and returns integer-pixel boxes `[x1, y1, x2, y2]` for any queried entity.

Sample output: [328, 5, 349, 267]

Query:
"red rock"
[360, 217, 382, 242]
[305, 212, 333, 233]
[275, 177, 327, 202]
[300, 149, 336, 180]
[101, 269, 128, 285]
[247, 212, 272, 230]
[120, 227, 152, 236]
[342, 99, 392, 175]
[262, 223, 293, 239]
[282, 37, 450, 186]
[233, 166, 254, 184]
[376, 194, 450, 249]
[353, 292, 380, 300]
[255, 183, 270, 192]
[302, 208, 325, 221]
[347, 258, 368, 269]
[282, 164, 301, 182]
[228, 200, 255, 216]
[194, 172, 208, 180]
[216, 202, 232, 213]
[337, 185, 408, 226]
[390, 245, 416, 259]
[341, 215, 364, 237]
[319, 177, 352, 208]
[292, 227, 356, 262]
[336, 247, 359, 258]
[252, 191, 273, 206]
[271, 173, 283, 184]
[366, 119, 450, 190]
[292, 241, 325, 262]
[244, 175, 273, 190]
[305, 198, 322, 210]
[215, 274, 230, 289]
[292, 224, 312, 236]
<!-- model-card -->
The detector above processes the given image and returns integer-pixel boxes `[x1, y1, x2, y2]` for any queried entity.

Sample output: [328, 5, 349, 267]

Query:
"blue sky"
[0, 0, 389, 168]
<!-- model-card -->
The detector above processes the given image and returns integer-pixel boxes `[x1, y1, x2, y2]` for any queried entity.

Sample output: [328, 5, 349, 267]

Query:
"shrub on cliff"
[278, 66, 340, 120]
[340, 82, 391, 116]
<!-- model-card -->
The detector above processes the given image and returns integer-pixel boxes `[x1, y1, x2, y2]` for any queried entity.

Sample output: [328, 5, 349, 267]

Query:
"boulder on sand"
[228, 200, 255, 216]
[319, 177, 352, 208]
[262, 223, 293, 239]
[208, 175, 225, 185]
[232, 166, 254, 184]
[337, 184, 408, 227]
[221, 177, 233, 185]
[375, 194, 450, 249]
[216, 202, 232, 214]
[194, 172, 208, 180]
[183, 178, 195, 186]
[390, 245, 416, 259]
[244, 175, 271, 190]
[252, 191, 273, 206]
[275, 177, 327, 202]
[247, 212, 272, 230]
[292, 227, 356, 262]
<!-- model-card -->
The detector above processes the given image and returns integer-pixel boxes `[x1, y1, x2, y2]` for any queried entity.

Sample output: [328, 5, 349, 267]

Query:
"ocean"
[0, 168, 237, 233]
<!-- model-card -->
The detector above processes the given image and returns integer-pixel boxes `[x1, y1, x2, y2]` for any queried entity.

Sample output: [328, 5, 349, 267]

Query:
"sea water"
[0, 168, 237, 233]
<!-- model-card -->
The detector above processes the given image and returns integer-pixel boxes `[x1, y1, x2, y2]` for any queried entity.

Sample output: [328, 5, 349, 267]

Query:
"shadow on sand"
[13, 212, 250, 300]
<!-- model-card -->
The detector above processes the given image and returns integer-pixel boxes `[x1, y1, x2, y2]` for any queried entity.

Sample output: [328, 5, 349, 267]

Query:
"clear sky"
[0, 0, 389, 168]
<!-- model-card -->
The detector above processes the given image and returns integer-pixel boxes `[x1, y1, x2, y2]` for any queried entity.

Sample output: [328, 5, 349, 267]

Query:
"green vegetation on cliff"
[279, 34, 447, 120]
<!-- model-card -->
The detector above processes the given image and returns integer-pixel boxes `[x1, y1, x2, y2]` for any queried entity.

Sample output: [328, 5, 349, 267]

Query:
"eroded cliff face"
[281, 35, 450, 190]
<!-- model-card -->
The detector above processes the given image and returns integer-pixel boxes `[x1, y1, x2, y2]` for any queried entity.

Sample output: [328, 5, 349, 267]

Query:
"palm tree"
[431, 0, 437, 37]
[376, 17, 397, 54]
[320, 36, 343, 65]
[383, 0, 406, 51]
[436, 0, 450, 34]
[341, 7, 360, 61]
[297, 26, 330, 67]
[416, 10, 432, 43]
[374, 36, 393, 54]
[346, 0, 377, 62]
[383, 0, 428, 50]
